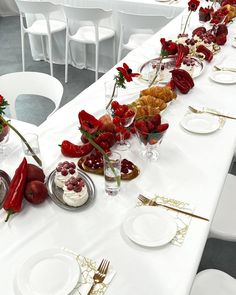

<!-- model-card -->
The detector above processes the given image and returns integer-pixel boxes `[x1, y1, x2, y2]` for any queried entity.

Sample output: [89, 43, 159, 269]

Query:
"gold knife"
[138, 195, 209, 221]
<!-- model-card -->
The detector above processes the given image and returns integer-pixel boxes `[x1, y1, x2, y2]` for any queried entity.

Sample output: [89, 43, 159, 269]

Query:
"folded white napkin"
[62, 248, 116, 295]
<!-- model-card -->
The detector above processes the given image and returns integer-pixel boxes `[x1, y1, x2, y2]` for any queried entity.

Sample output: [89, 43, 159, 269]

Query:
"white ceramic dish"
[16, 248, 80, 295]
[123, 206, 177, 247]
[181, 113, 221, 134]
[210, 71, 236, 84]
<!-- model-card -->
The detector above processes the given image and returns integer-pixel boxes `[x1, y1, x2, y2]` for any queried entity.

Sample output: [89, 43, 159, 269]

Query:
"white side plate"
[16, 248, 80, 295]
[181, 113, 221, 134]
[123, 206, 177, 247]
[210, 71, 236, 84]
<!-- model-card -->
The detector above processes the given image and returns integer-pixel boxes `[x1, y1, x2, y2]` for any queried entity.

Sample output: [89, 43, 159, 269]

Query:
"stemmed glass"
[135, 119, 168, 161]
[116, 107, 136, 151]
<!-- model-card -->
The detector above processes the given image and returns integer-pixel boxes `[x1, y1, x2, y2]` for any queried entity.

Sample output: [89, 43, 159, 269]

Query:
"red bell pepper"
[60, 140, 94, 158]
[3, 157, 28, 222]
[171, 69, 194, 94]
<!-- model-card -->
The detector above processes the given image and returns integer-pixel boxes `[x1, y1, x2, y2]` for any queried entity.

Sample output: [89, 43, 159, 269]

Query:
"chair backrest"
[0, 72, 63, 120]
[118, 11, 170, 31]
[15, 0, 60, 18]
[63, 6, 112, 26]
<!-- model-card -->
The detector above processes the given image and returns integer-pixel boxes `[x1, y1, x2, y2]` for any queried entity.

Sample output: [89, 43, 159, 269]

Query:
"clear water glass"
[21, 133, 41, 165]
[104, 152, 121, 196]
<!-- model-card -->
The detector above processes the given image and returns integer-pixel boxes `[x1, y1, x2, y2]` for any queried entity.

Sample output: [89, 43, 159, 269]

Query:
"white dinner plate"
[210, 70, 236, 84]
[123, 206, 177, 247]
[16, 248, 80, 295]
[181, 113, 221, 134]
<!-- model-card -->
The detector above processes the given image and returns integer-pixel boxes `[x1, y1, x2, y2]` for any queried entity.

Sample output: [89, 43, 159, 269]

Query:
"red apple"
[25, 180, 48, 204]
[27, 164, 45, 183]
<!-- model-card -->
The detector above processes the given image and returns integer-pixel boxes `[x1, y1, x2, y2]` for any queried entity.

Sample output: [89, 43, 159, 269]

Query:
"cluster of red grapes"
[64, 176, 85, 192]
[56, 161, 76, 176]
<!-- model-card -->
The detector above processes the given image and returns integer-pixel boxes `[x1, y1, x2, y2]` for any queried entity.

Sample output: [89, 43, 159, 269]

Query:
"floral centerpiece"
[0, 94, 42, 166]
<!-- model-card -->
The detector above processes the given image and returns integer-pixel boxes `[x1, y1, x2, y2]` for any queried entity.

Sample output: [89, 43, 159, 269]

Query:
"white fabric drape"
[0, 0, 19, 17]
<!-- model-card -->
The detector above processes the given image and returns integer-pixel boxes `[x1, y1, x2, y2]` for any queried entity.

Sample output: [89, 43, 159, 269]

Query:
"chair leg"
[112, 37, 116, 65]
[95, 42, 99, 81]
[65, 38, 69, 83]
[117, 42, 122, 63]
[48, 34, 53, 77]
[21, 30, 25, 71]
[84, 44, 87, 69]
[41, 35, 46, 61]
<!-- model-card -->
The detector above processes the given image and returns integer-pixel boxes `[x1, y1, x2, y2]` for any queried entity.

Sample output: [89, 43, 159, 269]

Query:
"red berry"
[113, 116, 121, 125]
[111, 101, 120, 110]
[146, 121, 155, 132]
[151, 114, 161, 126]
[67, 184, 74, 191]
[157, 123, 169, 133]
[69, 168, 75, 174]
[122, 104, 129, 113]
[125, 109, 135, 118]
[115, 107, 124, 117]
[61, 169, 68, 176]
[70, 162, 76, 169]
[130, 127, 136, 134]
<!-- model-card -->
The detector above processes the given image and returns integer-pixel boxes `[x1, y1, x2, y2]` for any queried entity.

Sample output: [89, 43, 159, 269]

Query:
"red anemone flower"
[79, 110, 103, 134]
[160, 38, 178, 56]
[116, 63, 139, 82]
[188, 0, 200, 12]
[0, 95, 3, 105]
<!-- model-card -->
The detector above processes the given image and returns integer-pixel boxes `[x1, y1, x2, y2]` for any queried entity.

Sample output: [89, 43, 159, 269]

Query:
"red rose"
[188, 0, 200, 11]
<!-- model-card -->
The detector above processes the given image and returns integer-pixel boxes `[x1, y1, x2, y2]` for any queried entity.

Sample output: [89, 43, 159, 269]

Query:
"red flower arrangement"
[188, 0, 200, 12]
[105, 63, 139, 110]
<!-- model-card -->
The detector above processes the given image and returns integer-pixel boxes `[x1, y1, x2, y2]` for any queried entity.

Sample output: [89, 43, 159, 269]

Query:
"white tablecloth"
[1, 11, 236, 295]
[0, 0, 18, 17]
[27, 0, 186, 73]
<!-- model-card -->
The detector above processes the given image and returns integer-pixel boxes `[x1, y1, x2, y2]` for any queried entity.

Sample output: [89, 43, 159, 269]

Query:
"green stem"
[80, 129, 121, 186]
[0, 116, 42, 167]
[105, 81, 118, 110]
[5, 209, 14, 222]
[149, 57, 163, 87]
[182, 11, 191, 35]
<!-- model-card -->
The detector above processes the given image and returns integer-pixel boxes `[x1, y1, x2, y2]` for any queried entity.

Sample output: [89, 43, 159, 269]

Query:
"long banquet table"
[27, 0, 186, 73]
[1, 11, 236, 295]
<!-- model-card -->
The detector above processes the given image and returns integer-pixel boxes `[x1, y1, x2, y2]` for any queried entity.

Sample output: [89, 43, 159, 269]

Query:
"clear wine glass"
[116, 107, 137, 151]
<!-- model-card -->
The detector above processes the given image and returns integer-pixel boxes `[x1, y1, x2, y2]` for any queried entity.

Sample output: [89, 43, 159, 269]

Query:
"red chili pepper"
[60, 140, 93, 157]
[175, 44, 189, 68]
[3, 157, 28, 222]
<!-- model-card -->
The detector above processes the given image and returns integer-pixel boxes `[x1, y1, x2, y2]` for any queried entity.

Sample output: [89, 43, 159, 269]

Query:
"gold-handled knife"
[138, 195, 209, 221]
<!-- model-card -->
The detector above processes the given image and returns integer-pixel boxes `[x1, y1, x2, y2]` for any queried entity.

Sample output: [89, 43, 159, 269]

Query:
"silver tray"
[46, 169, 96, 211]
[0, 170, 11, 209]
[137, 56, 204, 85]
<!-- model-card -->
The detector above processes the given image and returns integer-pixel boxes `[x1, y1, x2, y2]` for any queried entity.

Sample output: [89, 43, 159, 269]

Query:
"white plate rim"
[210, 70, 236, 84]
[123, 206, 177, 247]
[180, 113, 221, 134]
[16, 248, 80, 295]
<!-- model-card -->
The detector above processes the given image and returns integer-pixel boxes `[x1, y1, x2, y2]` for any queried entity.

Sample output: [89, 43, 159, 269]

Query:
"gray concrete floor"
[1, 15, 236, 279]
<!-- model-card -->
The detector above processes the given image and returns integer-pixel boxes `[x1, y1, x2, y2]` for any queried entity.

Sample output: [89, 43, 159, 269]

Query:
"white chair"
[117, 11, 172, 62]
[15, 0, 66, 76]
[209, 173, 236, 241]
[0, 72, 63, 121]
[63, 6, 115, 82]
[190, 269, 236, 295]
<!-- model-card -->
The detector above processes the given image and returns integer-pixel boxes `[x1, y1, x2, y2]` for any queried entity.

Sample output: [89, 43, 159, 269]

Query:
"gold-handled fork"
[88, 259, 110, 295]
[214, 65, 236, 73]
[138, 194, 209, 221]
[188, 106, 236, 120]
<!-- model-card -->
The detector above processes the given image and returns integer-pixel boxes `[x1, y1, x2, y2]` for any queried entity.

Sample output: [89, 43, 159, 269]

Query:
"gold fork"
[188, 106, 236, 120]
[214, 65, 236, 73]
[88, 259, 110, 295]
[138, 194, 209, 221]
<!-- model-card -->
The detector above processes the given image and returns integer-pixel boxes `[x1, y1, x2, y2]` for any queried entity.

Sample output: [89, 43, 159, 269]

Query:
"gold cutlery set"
[138, 194, 209, 221]
[188, 106, 236, 120]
